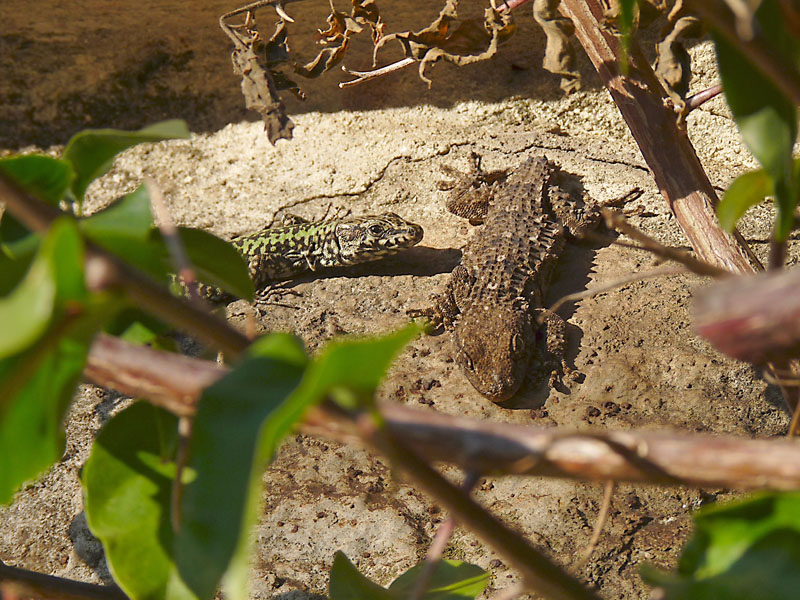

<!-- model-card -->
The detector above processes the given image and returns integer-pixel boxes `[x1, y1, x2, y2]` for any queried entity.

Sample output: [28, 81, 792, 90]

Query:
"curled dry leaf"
[373, 0, 516, 87]
[220, 3, 298, 144]
[533, 0, 581, 94]
[295, 0, 384, 78]
[654, 1, 704, 112]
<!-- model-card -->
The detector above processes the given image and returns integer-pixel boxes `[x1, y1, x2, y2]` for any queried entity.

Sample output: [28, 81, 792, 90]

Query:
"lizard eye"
[367, 224, 385, 236]
[462, 352, 474, 371]
[511, 333, 524, 354]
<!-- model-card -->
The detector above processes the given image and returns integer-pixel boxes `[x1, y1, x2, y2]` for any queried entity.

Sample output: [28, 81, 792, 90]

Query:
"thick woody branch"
[85, 335, 800, 490]
[559, 0, 761, 275]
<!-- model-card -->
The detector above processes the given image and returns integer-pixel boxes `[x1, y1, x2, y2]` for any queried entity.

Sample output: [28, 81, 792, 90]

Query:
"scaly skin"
[195, 213, 423, 301]
[418, 155, 598, 401]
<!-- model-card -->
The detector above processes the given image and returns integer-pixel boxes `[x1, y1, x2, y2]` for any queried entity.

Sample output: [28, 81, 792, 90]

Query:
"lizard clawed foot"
[254, 282, 303, 309]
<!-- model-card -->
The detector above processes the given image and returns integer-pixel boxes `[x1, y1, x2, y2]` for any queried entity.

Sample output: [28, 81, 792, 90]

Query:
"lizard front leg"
[408, 265, 474, 331]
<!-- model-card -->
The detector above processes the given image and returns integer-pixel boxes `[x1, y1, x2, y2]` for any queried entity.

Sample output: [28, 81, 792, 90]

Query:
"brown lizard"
[412, 154, 600, 402]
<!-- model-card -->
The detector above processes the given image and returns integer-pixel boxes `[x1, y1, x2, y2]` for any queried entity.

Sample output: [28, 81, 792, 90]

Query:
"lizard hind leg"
[531, 307, 570, 392]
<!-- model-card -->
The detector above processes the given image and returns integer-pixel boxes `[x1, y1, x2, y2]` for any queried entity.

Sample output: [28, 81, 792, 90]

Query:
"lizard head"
[453, 302, 534, 402]
[334, 213, 423, 265]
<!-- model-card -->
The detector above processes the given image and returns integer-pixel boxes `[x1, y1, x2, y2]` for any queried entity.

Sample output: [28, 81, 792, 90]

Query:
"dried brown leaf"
[373, 0, 515, 86]
[220, 4, 298, 144]
[533, 0, 581, 94]
[297, 0, 383, 78]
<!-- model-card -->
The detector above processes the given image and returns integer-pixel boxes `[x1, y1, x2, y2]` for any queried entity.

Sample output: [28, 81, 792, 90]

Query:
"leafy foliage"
[329, 551, 489, 600]
[713, 1, 800, 241]
[63, 119, 190, 202]
[0, 120, 248, 504]
[81, 326, 418, 600]
[82, 403, 198, 600]
[0, 219, 102, 504]
[642, 492, 800, 599]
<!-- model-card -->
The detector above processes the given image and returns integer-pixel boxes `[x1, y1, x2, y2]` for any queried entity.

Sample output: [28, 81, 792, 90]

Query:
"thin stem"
[409, 471, 481, 600]
[685, 84, 723, 112]
[0, 560, 127, 600]
[575, 480, 615, 567]
[339, 58, 416, 88]
[602, 209, 732, 278]
[357, 413, 602, 600]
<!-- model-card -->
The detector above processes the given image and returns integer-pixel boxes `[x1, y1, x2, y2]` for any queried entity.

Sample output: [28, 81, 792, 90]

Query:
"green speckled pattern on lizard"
[233, 212, 423, 289]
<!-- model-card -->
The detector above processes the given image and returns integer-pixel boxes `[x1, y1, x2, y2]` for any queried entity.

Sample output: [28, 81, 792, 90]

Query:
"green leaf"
[80, 186, 167, 280]
[0, 217, 89, 358]
[0, 251, 33, 296]
[717, 169, 773, 232]
[0, 155, 73, 206]
[329, 552, 394, 600]
[175, 334, 308, 600]
[0, 155, 73, 254]
[172, 228, 254, 302]
[63, 120, 190, 202]
[293, 322, 422, 411]
[0, 234, 57, 358]
[81, 185, 253, 298]
[104, 308, 173, 348]
[713, 2, 799, 241]
[82, 403, 198, 600]
[0, 322, 96, 505]
[642, 491, 800, 599]
[388, 561, 489, 599]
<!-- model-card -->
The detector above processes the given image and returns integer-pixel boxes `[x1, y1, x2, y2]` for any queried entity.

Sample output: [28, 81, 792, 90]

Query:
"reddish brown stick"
[559, 0, 760, 275]
[84, 335, 800, 490]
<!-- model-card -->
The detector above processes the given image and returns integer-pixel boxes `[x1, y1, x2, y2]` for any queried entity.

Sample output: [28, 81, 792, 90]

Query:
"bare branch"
[84, 336, 800, 490]
[339, 58, 415, 88]
[0, 559, 126, 600]
[354, 411, 602, 600]
[559, 0, 761, 275]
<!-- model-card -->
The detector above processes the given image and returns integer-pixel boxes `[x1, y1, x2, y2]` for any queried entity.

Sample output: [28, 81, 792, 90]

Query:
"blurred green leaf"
[642, 492, 800, 599]
[0, 235, 57, 358]
[0, 251, 33, 296]
[713, 2, 799, 240]
[0, 219, 110, 505]
[0, 155, 73, 255]
[718, 169, 772, 232]
[63, 120, 190, 202]
[81, 185, 254, 299]
[329, 552, 394, 600]
[293, 322, 422, 411]
[82, 402, 198, 600]
[175, 334, 308, 600]
[388, 560, 489, 599]
[80, 186, 167, 280]
[104, 308, 173, 349]
[0, 217, 89, 358]
[172, 228, 254, 302]
[0, 320, 97, 505]
[81, 185, 154, 242]
[329, 552, 489, 600]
